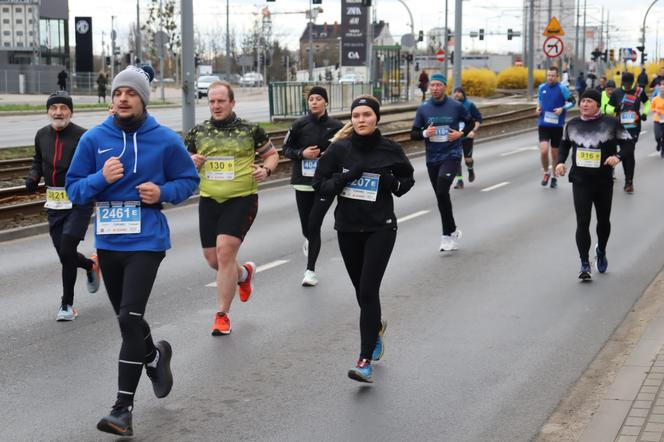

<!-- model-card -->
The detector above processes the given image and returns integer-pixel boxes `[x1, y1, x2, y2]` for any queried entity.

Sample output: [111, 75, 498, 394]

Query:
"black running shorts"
[46, 205, 93, 241]
[461, 138, 474, 158]
[538, 126, 564, 148]
[198, 194, 258, 247]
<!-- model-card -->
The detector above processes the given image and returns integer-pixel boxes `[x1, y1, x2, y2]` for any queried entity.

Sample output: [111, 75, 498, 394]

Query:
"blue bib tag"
[95, 201, 141, 235]
[301, 159, 318, 177]
[341, 172, 380, 202]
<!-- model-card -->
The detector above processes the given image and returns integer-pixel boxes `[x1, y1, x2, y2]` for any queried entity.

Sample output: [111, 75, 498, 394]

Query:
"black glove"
[641, 114, 648, 122]
[379, 171, 398, 192]
[25, 176, 38, 193]
[341, 162, 363, 182]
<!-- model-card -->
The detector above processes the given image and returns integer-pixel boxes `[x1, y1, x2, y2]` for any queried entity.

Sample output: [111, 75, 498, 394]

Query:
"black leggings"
[337, 229, 396, 360]
[572, 182, 613, 262]
[98, 250, 165, 408]
[295, 190, 334, 271]
[622, 126, 640, 183]
[427, 159, 460, 235]
[49, 231, 93, 308]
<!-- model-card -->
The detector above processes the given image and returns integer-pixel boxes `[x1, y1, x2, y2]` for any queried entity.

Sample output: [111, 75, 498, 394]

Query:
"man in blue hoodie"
[452, 86, 483, 189]
[66, 65, 199, 437]
[410, 73, 474, 252]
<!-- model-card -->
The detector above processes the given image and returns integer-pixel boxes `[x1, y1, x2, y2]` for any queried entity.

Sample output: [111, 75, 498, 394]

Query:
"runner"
[555, 89, 633, 281]
[600, 80, 616, 115]
[25, 91, 98, 321]
[410, 73, 474, 251]
[650, 78, 664, 156]
[313, 95, 414, 383]
[66, 65, 200, 436]
[535, 66, 575, 189]
[282, 86, 343, 286]
[185, 80, 278, 336]
[607, 71, 650, 193]
[452, 86, 482, 189]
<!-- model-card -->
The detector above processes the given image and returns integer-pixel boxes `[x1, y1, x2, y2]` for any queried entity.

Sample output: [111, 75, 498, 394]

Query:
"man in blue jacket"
[66, 65, 199, 437]
[410, 73, 474, 252]
[452, 86, 483, 189]
[537, 66, 575, 188]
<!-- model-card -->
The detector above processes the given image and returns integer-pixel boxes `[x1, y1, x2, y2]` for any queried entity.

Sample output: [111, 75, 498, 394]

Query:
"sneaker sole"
[348, 370, 374, 383]
[97, 420, 133, 436]
[302, 279, 318, 287]
[153, 341, 173, 398]
[578, 273, 592, 281]
[211, 328, 231, 336]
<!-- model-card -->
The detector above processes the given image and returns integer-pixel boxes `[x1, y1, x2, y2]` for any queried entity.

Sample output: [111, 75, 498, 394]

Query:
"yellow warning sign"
[543, 16, 565, 37]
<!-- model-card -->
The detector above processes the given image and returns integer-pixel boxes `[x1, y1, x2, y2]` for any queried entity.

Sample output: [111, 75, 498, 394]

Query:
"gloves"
[25, 176, 38, 193]
[641, 114, 648, 122]
[379, 171, 399, 192]
[341, 162, 363, 182]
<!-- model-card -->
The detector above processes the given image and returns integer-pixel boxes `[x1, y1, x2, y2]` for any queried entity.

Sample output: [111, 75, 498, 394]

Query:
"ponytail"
[330, 121, 353, 144]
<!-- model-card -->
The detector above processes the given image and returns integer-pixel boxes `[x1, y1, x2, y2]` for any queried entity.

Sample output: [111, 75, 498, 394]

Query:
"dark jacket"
[282, 111, 344, 185]
[28, 122, 87, 187]
[313, 129, 414, 232]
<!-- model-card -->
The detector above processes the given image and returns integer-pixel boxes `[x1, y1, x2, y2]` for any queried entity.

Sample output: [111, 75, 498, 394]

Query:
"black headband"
[350, 97, 380, 122]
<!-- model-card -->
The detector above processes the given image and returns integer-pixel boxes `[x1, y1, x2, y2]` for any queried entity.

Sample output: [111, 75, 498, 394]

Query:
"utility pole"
[367, 4, 374, 86]
[527, 0, 534, 99]
[547, 0, 552, 69]
[159, 0, 165, 102]
[308, 0, 314, 81]
[111, 16, 117, 79]
[226, 0, 231, 80]
[181, 0, 195, 134]
[443, 0, 449, 79]
[581, 0, 586, 72]
[574, 0, 580, 75]
[452, 0, 462, 90]
[522, 0, 528, 67]
[136, 0, 141, 64]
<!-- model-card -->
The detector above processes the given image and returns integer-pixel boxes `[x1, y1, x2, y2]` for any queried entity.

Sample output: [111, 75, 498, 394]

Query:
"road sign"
[400, 33, 416, 49]
[436, 49, 446, 62]
[543, 16, 565, 37]
[621, 48, 637, 62]
[543, 36, 564, 58]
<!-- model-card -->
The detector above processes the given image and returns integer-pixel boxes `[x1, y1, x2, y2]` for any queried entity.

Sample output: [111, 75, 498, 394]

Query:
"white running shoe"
[302, 239, 309, 257]
[56, 305, 78, 321]
[302, 270, 318, 287]
[440, 229, 462, 251]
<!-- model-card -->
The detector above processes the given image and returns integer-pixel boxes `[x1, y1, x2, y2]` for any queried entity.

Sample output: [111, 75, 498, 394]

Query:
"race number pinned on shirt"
[430, 125, 449, 143]
[544, 111, 560, 124]
[341, 172, 380, 202]
[205, 156, 235, 180]
[44, 187, 72, 210]
[301, 159, 318, 177]
[95, 201, 141, 235]
[576, 148, 601, 168]
[620, 111, 636, 125]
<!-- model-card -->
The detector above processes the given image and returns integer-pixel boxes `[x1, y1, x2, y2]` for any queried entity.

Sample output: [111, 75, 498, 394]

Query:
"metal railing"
[0, 69, 105, 95]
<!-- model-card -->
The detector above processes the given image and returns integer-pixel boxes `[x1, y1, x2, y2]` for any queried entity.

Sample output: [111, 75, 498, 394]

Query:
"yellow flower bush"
[497, 66, 546, 89]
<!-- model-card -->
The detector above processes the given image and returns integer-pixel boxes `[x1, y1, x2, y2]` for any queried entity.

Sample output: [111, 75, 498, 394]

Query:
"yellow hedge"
[604, 62, 664, 89]
[460, 68, 497, 97]
[497, 66, 546, 89]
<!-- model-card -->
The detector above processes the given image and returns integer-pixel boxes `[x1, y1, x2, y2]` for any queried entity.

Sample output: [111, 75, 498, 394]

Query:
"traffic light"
[591, 49, 602, 61]
[642, 52, 648, 64]
[450, 50, 455, 65]
[447, 29, 452, 42]
[259, 53, 265, 65]
[601, 50, 607, 62]
[507, 29, 513, 40]
[609, 48, 615, 62]
[312, 0, 322, 4]
[418, 30, 423, 42]
[361, 0, 372, 5]
[479, 29, 484, 41]
[194, 53, 201, 67]
[105, 56, 111, 66]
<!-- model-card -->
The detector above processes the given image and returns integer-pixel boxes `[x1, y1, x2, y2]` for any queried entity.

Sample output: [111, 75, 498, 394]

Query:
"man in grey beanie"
[111, 65, 153, 107]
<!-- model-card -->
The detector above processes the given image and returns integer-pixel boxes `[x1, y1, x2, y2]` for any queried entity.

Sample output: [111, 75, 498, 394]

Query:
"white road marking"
[205, 259, 290, 287]
[500, 147, 538, 157]
[481, 181, 511, 192]
[397, 210, 430, 223]
[648, 151, 660, 157]
[641, 130, 647, 135]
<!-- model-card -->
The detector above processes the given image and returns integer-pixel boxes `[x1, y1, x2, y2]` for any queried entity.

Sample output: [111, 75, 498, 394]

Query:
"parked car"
[339, 73, 361, 84]
[196, 75, 220, 98]
[214, 72, 242, 85]
[239, 72, 264, 87]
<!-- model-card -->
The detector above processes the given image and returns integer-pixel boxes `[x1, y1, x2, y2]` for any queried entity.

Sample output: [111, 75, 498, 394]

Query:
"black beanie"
[606, 80, 616, 88]
[350, 96, 380, 122]
[581, 89, 602, 107]
[453, 86, 466, 99]
[308, 86, 329, 103]
[621, 72, 634, 87]
[46, 91, 73, 112]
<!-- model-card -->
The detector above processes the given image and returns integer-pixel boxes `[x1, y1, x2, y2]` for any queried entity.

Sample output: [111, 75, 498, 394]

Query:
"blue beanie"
[430, 73, 447, 84]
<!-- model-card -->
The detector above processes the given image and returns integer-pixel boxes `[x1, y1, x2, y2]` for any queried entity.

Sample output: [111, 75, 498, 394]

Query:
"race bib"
[95, 201, 141, 235]
[430, 125, 449, 143]
[341, 172, 380, 202]
[301, 159, 318, 177]
[44, 187, 72, 210]
[205, 156, 235, 180]
[544, 111, 560, 124]
[620, 111, 636, 125]
[576, 148, 601, 168]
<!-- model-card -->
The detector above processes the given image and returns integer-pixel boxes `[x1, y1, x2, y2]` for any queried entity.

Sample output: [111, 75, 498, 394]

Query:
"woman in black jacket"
[313, 95, 415, 383]
[282, 86, 343, 287]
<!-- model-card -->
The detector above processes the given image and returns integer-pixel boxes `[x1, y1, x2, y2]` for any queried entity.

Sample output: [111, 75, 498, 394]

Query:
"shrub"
[497, 66, 546, 89]
[604, 62, 664, 89]
[459, 68, 497, 97]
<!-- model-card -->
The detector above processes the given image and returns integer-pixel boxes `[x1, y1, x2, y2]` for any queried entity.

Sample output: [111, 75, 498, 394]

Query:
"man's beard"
[50, 117, 70, 130]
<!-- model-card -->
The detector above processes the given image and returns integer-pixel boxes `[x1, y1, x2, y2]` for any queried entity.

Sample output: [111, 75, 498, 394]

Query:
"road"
[1, 126, 663, 441]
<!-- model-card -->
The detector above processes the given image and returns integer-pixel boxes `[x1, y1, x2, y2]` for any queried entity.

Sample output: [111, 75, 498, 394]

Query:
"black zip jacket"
[282, 112, 344, 185]
[28, 122, 86, 187]
[557, 115, 634, 185]
[313, 129, 415, 232]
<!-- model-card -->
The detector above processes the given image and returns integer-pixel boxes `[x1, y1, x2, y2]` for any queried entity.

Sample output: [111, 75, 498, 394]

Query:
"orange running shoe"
[87, 254, 101, 293]
[238, 262, 256, 302]
[211, 312, 231, 336]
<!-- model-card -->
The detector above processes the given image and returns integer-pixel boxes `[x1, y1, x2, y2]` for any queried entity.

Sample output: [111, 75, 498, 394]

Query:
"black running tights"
[622, 127, 640, 183]
[295, 190, 334, 271]
[427, 159, 460, 236]
[337, 229, 396, 360]
[98, 250, 165, 408]
[50, 230, 92, 308]
[572, 183, 613, 262]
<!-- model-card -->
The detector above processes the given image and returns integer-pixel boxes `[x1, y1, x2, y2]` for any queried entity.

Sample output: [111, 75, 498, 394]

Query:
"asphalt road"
[0, 95, 271, 148]
[1, 125, 663, 441]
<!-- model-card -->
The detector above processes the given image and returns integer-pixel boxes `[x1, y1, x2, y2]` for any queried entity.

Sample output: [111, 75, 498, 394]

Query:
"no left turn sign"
[543, 36, 564, 58]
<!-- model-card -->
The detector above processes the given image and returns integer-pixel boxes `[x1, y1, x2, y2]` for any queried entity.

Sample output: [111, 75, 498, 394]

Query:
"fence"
[0, 68, 104, 95]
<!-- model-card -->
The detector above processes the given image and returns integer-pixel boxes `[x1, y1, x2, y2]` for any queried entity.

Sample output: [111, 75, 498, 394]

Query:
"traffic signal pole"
[452, 0, 462, 90]
[641, 0, 659, 68]
[181, 0, 195, 134]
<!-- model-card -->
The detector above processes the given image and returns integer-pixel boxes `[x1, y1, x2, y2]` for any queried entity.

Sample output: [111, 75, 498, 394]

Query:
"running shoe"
[468, 168, 475, 183]
[595, 245, 608, 274]
[440, 230, 462, 251]
[578, 262, 592, 281]
[56, 305, 78, 321]
[550, 177, 558, 189]
[211, 312, 231, 336]
[541, 172, 551, 186]
[454, 179, 465, 189]
[238, 261, 256, 302]
[372, 319, 387, 361]
[146, 340, 173, 398]
[97, 404, 133, 436]
[348, 359, 374, 383]
[624, 182, 634, 194]
[302, 269, 318, 287]
[302, 239, 309, 257]
[86, 254, 100, 293]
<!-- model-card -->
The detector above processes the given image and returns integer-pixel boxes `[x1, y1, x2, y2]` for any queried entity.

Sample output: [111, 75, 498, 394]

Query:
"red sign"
[436, 49, 446, 62]
[543, 36, 564, 58]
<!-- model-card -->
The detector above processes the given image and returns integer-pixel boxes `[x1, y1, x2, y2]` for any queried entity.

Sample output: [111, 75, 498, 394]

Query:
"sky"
[67, 0, 659, 60]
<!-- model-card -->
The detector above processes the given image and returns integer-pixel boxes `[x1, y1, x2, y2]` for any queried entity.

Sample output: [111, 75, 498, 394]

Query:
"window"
[2, 7, 9, 13]
[16, 31, 23, 36]
[28, 19, 33, 24]
[3, 42, 9, 47]
[16, 19, 23, 24]
[29, 31, 33, 36]
[17, 42, 23, 47]
[16, 7, 22, 12]
[2, 19, 8, 24]
[2, 31, 9, 36]
[28, 7, 32, 13]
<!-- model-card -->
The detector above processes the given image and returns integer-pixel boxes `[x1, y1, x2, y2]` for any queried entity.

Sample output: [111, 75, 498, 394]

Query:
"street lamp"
[640, 0, 659, 68]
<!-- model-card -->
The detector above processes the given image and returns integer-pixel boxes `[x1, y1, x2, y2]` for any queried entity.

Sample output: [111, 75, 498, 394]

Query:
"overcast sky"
[68, 0, 659, 59]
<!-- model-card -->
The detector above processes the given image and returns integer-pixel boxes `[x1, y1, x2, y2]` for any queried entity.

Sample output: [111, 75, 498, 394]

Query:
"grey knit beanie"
[111, 65, 153, 106]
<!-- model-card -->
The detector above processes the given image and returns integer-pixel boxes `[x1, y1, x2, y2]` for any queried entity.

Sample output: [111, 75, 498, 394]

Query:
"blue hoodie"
[66, 114, 199, 252]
